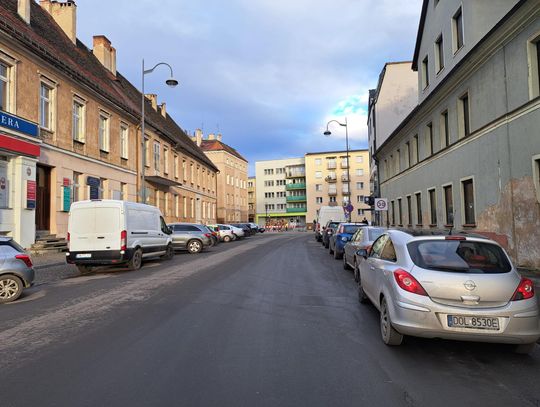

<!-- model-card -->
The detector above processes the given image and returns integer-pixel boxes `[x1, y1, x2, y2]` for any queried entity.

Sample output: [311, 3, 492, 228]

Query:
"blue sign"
[0, 110, 38, 137]
[86, 176, 100, 187]
[62, 186, 71, 211]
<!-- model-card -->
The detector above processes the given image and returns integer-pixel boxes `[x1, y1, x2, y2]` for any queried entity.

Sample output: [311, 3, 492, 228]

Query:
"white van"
[315, 206, 347, 241]
[66, 200, 174, 272]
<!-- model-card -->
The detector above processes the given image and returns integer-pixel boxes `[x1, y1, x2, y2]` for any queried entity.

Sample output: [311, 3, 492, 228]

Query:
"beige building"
[194, 131, 248, 223]
[305, 150, 371, 225]
[248, 176, 256, 222]
[0, 0, 217, 248]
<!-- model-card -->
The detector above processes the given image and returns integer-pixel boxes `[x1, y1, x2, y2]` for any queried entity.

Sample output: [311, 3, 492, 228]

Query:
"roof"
[305, 149, 368, 156]
[0, 0, 217, 172]
[411, 0, 430, 71]
[199, 139, 248, 163]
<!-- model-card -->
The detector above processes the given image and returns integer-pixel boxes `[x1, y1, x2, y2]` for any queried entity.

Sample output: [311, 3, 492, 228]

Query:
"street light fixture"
[324, 118, 352, 221]
[140, 60, 179, 203]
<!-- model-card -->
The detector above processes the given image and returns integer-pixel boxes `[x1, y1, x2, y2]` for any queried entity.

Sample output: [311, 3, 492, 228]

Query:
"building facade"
[195, 131, 248, 223]
[305, 150, 371, 226]
[375, 0, 540, 268]
[248, 176, 256, 222]
[255, 158, 307, 227]
[0, 0, 217, 248]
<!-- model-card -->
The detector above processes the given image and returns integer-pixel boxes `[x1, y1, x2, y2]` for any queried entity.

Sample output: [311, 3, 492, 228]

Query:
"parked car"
[230, 223, 253, 237]
[321, 221, 341, 248]
[357, 230, 540, 353]
[226, 224, 245, 239]
[211, 224, 237, 242]
[248, 223, 262, 234]
[329, 223, 367, 259]
[66, 200, 174, 272]
[205, 226, 220, 246]
[168, 223, 213, 253]
[0, 238, 34, 304]
[343, 227, 386, 279]
[315, 206, 347, 242]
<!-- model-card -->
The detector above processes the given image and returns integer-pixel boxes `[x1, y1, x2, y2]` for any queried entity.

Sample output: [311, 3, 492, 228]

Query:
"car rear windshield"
[343, 225, 361, 234]
[407, 240, 512, 274]
[0, 239, 23, 252]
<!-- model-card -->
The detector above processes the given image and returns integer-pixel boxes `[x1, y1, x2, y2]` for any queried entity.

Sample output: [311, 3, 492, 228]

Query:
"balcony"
[328, 189, 337, 196]
[341, 174, 349, 182]
[285, 183, 306, 190]
[286, 195, 306, 203]
[342, 188, 351, 195]
[328, 201, 338, 207]
[287, 206, 306, 213]
[325, 175, 337, 183]
[286, 171, 306, 179]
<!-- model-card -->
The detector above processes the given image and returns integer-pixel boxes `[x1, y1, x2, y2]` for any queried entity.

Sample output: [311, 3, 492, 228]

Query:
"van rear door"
[69, 206, 121, 252]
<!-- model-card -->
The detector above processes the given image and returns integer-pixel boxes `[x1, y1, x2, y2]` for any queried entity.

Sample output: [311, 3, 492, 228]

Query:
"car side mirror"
[357, 249, 368, 259]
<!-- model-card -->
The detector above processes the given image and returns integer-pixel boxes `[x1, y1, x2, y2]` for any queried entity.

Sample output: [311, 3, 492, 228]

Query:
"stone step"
[35, 237, 65, 244]
[29, 247, 69, 255]
[31, 243, 68, 250]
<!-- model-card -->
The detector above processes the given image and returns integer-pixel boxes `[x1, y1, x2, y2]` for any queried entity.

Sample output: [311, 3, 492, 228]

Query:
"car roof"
[0, 237, 13, 242]
[386, 229, 500, 245]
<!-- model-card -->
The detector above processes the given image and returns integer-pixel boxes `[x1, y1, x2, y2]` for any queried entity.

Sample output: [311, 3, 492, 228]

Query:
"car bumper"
[66, 249, 135, 266]
[388, 295, 540, 345]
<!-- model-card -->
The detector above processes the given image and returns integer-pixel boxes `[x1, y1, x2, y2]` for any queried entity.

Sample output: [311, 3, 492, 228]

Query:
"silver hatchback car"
[0, 237, 35, 304]
[358, 230, 540, 353]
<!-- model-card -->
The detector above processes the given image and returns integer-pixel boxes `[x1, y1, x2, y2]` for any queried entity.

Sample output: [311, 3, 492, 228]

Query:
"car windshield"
[343, 225, 361, 234]
[407, 240, 512, 274]
[368, 229, 385, 241]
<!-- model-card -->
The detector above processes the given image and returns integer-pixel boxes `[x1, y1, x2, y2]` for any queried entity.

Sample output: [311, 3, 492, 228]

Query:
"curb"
[34, 262, 67, 270]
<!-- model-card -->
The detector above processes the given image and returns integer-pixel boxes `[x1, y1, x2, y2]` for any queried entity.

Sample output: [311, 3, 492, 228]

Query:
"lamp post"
[140, 60, 179, 203]
[324, 118, 351, 221]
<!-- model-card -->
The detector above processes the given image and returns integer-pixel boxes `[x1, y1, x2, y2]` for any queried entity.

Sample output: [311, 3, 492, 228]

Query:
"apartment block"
[248, 176, 256, 222]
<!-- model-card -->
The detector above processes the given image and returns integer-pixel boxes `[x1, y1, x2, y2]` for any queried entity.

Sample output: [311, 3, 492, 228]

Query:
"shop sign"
[62, 186, 71, 212]
[26, 180, 36, 209]
[0, 110, 38, 137]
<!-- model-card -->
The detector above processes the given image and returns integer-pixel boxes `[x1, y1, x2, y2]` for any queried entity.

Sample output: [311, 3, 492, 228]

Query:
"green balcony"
[287, 207, 306, 213]
[286, 195, 306, 203]
[285, 183, 306, 190]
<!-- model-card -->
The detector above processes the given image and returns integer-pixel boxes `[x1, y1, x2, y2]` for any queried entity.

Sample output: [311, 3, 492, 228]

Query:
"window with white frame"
[39, 82, 54, 130]
[428, 188, 437, 226]
[527, 33, 540, 99]
[422, 55, 429, 89]
[72, 98, 85, 142]
[440, 110, 449, 147]
[356, 181, 364, 190]
[435, 35, 444, 73]
[0, 60, 14, 113]
[153, 142, 161, 172]
[316, 197, 323, 204]
[533, 155, 540, 204]
[458, 92, 470, 138]
[443, 184, 454, 226]
[461, 178, 475, 225]
[426, 122, 434, 156]
[98, 112, 110, 152]
[163, 147, 169, 174]
[315, 158, 322, 166]
[355, 155, 363, 163]
[356, 169, 364, 176]
[452, 7, 464, 53]
[315, 171, 322, 179]
[120, 123, 129, 159]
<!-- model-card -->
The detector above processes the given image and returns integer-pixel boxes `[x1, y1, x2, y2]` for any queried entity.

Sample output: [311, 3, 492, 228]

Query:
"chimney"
[40, 1, 77, 45]
[208, 134, 215, 140]
[18, 0, 31, 25]
[92, 35, 116, 75]
[145, 94, 158, 111]
[217, 133, 222, 142]
[194, 129, 203, 146]
[159, 103, 166, 118]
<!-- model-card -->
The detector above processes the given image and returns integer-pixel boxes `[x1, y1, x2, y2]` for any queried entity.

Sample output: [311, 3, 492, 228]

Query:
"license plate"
[76, 253, 92, 259]
[447, 315, 500, 330]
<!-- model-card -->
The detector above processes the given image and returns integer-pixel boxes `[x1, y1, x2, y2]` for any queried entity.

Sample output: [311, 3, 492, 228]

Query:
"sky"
[76, 0, 423, 175]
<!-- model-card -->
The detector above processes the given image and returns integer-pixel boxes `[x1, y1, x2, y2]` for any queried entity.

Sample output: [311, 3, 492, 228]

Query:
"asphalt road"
[1, 233, 539, 407]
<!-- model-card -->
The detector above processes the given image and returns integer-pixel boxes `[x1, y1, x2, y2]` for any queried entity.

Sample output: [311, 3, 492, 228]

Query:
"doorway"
[35, 165, 51, 232]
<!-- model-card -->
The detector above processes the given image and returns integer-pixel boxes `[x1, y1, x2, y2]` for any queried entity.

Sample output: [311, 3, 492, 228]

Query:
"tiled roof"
[0, 0, 217, 172]
[199, 139, 248, 163]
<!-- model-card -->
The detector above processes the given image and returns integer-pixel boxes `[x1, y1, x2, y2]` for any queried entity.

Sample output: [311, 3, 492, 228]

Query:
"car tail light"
[205, 233, 212, 238]
[511, 278, 535, 301]
[67, 232, 70, 249]
[120, 230, 127, 251]
[393, 269, 428, 296]
[15, 254, 33, 268]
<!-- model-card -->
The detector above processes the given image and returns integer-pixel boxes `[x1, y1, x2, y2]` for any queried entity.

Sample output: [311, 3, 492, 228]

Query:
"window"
[264, 169, 274, 175]
[329, 196, 336, 203]
[391, 200, 395, 226]
[357, 195, 365, 203]
[315, 184, 322, 191]
[120, 182, 128, 201]
[174, 155, 179, 178]
[397, 198, 403, 226]
[413, 135, 419, 164]
[452, 7, 464, 53]
[356, 156, 363, 163]
[405, 141, 411, 168]
[422, 55, 429, 89]
[153, 142, 160, 172]
[396, 150, 401, 173]
[435, 35, 444, 73]
[0, 62, 11, 112]
[443, 184, 454, 225]
[73, 172, 82, 202]
[462, 178, 475, 225]
[72, 98, 85, 142]
[527, 35, 540, 99]
[356, 169, 364, 176]
[426, 122, 433, 156]
[264, 180, 274, 187]
[440, 110, 449, 147]
[144, 138, 150, 168]
[406, 195, 412, 226]
[458, 93, 470, 138]
[380, 240, 397, 262]
[533, 156, 540, 204]
[315, 171, 322, 179]
[39, 82, 53, 130]
[316, 197, 323, 204]
[415, 192, 422, 225]
[163, 147, 169, 174]
[315, 158, 321, 166]
[428, 188, 437, 226]
[120, 124, 129, 159]
[356, 182, 364, 190]
[98, 112, 110, 152]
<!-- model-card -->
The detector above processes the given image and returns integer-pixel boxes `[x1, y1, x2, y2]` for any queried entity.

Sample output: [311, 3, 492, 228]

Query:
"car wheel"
[380, 297, 403, 345]
[128, 248, 143, 270]
[162, 244, 174, 260]
[0, 274, 23, 303]
[223, 235, 231, 243]
[358, 277, 369, 304]
[513, 343, 537, 355]
[76, 265, 92, 274]
[343, 255, 351, 270]
[187, 239, 203, 254]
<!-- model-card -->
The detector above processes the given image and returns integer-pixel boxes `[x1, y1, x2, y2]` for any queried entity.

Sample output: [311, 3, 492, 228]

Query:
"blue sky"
[76, 0, 422, 175]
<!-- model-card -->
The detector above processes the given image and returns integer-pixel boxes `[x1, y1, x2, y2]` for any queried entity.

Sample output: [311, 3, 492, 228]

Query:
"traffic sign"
[344, 203, 354, 213]
[375, 198, 388, 211]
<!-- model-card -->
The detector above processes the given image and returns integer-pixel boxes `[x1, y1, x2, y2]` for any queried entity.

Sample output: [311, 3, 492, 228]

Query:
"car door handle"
[97, 236, 105, 239]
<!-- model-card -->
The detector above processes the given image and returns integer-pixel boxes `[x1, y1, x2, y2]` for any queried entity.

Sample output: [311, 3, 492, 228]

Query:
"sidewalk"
[30, 251, 79, 285]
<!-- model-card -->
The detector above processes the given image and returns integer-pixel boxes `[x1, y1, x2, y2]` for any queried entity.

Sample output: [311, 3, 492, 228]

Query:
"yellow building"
[194, 131, 248, 223]
[305, 150, 371, 225]
[247, 176, 256, 222]
[0, 0, 217, 248]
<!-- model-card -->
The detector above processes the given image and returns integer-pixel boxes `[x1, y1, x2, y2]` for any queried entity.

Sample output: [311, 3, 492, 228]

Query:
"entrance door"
[35, 165, 51, 232]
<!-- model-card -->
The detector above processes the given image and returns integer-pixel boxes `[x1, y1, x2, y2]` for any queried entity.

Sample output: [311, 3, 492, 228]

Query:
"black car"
[321, 221, 341, 249]
[230, 223, 253, 236]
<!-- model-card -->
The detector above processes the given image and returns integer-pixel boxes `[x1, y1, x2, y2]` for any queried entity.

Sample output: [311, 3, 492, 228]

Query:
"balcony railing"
[286, 195, 306, 203]
[341, 161, 349, 169]
[342, 188, 351, 195]
[285, 183, 306, 190]
[286, 170, 306, 178]
[328, 189, 337, 196]
[286, 206, 307, 213]
[325, 175, 337, 183]
[328, 201, 338, 207]
[341, 174, 349, 182]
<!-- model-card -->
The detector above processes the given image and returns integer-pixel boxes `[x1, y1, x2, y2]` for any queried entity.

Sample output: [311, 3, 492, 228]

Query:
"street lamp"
[140, 60, 179, 203]
[324, 118, 351, 221]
